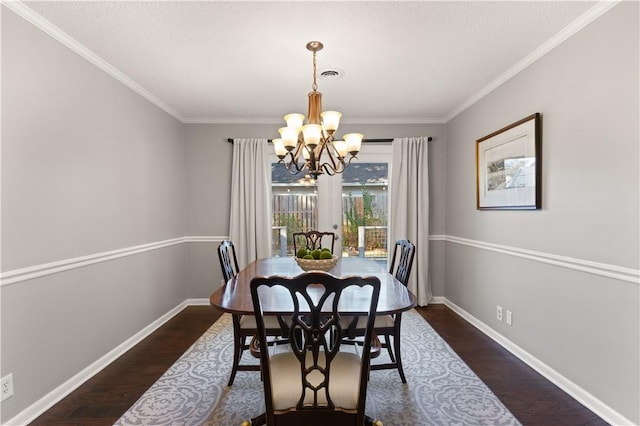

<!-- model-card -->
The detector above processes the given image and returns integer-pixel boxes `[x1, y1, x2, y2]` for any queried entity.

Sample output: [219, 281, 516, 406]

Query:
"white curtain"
[229, 138, 273, 269]
[389, 137, 432, 306]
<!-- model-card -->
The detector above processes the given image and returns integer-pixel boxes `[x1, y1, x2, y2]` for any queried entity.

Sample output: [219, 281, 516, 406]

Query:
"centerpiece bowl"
[295, 255, 339, 272]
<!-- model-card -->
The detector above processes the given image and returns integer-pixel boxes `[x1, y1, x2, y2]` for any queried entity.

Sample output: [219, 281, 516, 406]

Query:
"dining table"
[209, 256, 416, 316]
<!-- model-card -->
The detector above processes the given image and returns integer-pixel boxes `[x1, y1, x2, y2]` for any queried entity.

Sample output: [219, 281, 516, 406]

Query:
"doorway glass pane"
[271, 164, 318, 257]
[341, 163, 389, 262]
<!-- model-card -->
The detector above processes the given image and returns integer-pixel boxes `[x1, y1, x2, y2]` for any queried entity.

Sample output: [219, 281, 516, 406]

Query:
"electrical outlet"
[1, 374, 14, 401]
[506, 310, 513, 326]
[496, 305, 503, 322]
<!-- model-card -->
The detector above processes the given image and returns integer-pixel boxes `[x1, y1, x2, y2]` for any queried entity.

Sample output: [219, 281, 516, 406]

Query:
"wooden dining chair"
[218, 240, 286, 386]
[292, 230, 336, 255]
[342, 239, 416, 383]
[243, 272, 384, 426]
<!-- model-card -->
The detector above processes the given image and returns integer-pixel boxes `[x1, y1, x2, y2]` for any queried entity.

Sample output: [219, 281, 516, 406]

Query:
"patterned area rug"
[114, 310, 521, 425]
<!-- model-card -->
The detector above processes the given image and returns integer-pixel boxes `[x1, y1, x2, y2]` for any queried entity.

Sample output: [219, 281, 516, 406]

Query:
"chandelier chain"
[312, 50, 318, 92]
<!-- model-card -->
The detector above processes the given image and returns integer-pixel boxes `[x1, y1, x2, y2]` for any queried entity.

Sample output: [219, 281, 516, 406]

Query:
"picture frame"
[476, 113, 541, 210]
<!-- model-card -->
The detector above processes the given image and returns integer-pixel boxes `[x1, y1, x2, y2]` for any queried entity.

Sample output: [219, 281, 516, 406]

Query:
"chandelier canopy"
[273, 41, 362, 179]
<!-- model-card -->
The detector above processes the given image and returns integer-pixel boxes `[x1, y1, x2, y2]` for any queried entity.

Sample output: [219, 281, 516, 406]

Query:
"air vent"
[318, 67, 345, 80]
[321, 70, 339, 77]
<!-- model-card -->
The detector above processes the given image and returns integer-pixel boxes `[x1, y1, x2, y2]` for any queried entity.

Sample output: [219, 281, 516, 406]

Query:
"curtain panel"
[389, 137, 432, 306]
[229, 138, 273, 269]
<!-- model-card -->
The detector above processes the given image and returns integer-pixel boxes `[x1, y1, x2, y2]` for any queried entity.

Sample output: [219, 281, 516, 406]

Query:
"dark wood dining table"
[210, 256, 416, 316]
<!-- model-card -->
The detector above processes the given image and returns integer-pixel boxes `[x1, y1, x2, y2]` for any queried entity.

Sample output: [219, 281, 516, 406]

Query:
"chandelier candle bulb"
[332, 140, 348, 158]
[321, 111, 342, 132]
[284, 113, 304, 132]
[302, 124, 322, 148]
[278, 127, 299, 150]
[273, 139, 287, 158]
[344, 133, 363, 154]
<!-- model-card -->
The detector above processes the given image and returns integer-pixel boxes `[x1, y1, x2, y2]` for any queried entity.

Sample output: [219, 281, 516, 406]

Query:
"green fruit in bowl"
[321, 247, 331, 253]
[319, 251, 333, 259]
[296, 248, 309, 258]
[302, 254, 314, 260]
[311, 249, 322, 259]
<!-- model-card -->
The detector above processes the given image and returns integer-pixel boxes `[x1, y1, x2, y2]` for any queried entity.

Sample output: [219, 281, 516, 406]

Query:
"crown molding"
[443, 0, 621, 122]
[182, 117, 282, 125]
[4, 0, 620, 126]
[182, 116, 446, 125]
[3, 1, 185, 122]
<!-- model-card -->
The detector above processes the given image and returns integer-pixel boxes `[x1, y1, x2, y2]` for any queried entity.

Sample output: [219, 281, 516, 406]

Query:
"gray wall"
[1, 7, 187, 421]
[443, 2, 639, 423]
[184, 123, 446, 299]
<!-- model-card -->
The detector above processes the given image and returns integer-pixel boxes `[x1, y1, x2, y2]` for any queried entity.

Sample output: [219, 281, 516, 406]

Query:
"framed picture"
[476, 113, 541, 210]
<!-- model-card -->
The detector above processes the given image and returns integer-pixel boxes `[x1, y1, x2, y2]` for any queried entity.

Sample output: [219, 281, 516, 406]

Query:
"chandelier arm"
[286, 147, 308, 174]
[344, 154, 357, 167]
[294, 141, 312, 171]
[320, 162, 338, 176]
[279, 153, 304, 175]
[323, 142, 342, 171]
[318, 157, 345, 175]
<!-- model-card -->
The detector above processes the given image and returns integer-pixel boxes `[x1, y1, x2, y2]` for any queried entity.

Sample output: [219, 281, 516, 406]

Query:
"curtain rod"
[226, 137, 432, 144]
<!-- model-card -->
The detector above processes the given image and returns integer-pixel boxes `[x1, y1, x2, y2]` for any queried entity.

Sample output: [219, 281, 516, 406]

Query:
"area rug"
[114, 310, 521, 425]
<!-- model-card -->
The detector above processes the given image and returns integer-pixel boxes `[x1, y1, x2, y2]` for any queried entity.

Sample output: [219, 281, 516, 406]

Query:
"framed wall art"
[476, 113, 541, 210]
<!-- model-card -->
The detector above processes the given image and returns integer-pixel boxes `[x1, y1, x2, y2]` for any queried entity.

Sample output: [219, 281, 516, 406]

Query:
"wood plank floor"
[28, 304, 607, 426]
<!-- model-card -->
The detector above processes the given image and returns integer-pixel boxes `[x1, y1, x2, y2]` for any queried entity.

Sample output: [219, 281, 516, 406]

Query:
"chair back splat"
[389, 240, 416, 287]
[250, 272, 381, 426]
[218, 240, 240, 283]
[292, 231, 336, 255]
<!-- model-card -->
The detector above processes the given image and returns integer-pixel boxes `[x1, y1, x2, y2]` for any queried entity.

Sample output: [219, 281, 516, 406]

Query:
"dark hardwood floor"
[28, 304, 607, 426]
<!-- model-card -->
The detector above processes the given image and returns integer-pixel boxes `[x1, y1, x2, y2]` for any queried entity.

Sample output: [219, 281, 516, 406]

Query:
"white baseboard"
[4, 301, 191, 426]
[187, 298, 213, 305]
[443, 298, 635, 426]
[428, 296, 446, 304]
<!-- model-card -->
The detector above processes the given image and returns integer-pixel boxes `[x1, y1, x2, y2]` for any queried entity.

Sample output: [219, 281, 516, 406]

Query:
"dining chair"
[243, 272, 384, 426]
[342, 239, 416, 383]
[218, 240, 286, 386]
[292, 230, 336, 255]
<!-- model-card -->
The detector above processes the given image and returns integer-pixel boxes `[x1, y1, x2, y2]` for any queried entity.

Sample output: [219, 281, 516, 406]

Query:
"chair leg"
[384, 333, 396, 362]
[228, 314, 244, 386]
[393, 316, 407, 384]
[227, 336, 242, 386]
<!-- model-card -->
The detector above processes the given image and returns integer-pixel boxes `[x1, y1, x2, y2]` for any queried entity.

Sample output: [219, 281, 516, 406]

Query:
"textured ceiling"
[14, 1, 605, 123]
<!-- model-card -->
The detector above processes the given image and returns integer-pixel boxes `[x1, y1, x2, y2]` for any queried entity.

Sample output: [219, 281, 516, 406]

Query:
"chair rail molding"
[3, 234, 636, 287]
[0, 237, 184, 287]
[1, 236, 230, 287]
[184, 236, 228, 243]
[443, 235, 639, 285]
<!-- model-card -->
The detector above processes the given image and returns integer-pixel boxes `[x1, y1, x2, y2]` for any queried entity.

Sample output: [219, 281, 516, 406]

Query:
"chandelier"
[273, 41, 363, 179]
